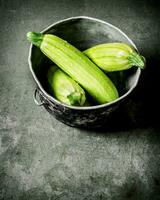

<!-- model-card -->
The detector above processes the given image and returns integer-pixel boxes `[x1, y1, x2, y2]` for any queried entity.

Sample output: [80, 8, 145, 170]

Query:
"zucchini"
[27, 32, 119, 104]
[47, 66, 86, 106]
[84, 43, 145, 72]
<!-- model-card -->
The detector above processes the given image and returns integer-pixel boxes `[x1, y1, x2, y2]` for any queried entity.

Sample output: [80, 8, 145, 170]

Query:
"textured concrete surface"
[0, 0, 160, 199]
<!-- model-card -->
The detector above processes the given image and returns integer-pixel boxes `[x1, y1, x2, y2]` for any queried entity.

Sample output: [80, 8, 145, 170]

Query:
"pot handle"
[33, 88, 45, 106]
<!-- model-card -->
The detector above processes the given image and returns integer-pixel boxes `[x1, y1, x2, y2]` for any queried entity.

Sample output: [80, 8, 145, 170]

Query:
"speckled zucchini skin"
[47, 66, 86, 106]
[27, 32, 118, 104]
[84, 43, 145, 72]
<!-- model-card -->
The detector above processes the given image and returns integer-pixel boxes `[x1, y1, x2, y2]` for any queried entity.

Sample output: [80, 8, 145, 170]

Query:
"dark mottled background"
[0, 0, 160, 199]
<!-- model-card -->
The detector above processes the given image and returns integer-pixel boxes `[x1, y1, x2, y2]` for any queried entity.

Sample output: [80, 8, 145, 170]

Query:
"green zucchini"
[47, 66, 86, 106]
[27, 32, 119, 104]
[84, 43, 145, 72]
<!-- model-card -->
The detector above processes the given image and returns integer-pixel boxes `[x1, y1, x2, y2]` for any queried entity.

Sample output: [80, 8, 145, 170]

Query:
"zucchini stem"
[27, 32, 43, 47]
[128, 52, 146, 69]
[67, 92, 82, 106]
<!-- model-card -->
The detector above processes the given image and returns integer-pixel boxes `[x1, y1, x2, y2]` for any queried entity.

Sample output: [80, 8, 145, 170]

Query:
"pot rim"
[28, 16, 141, 111]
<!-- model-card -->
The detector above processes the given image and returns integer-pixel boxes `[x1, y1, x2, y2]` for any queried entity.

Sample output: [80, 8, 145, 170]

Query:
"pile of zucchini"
[27, 32, 145, 106]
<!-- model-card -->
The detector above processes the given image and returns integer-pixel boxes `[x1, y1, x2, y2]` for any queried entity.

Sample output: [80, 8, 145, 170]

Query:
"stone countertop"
[0, 0, 160, 199]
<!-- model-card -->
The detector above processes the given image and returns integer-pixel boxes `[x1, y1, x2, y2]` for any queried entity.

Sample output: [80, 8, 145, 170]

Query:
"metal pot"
[28, 16, 141, 128]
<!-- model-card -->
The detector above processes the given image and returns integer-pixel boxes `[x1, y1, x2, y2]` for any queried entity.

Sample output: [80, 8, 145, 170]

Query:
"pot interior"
[30, 17, 140, 106]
